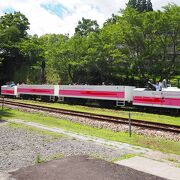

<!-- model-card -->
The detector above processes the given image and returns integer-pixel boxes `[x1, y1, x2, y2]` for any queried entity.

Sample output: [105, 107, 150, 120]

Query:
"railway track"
[1, 99, 180, 134]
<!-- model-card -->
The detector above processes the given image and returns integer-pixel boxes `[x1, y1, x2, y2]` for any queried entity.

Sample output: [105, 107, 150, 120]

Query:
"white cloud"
[0, 0, 180, 36]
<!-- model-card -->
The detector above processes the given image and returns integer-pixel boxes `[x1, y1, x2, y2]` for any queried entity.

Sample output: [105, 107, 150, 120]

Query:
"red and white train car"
[59, 85, 135, 106]
[17, 85, 59, 97]
[1, 85, 17, 96]
[133, 87, 180, 109]
[1, 84, 180, 109]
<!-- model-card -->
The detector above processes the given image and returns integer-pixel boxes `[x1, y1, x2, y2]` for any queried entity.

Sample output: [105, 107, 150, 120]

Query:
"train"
[1, 83, 180, 110]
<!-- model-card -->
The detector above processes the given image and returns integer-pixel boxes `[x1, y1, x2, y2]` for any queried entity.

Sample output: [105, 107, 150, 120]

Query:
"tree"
[154, 4, 180, 79]
[127, 0, 153, 12]
[147, 0, 153, 11]
[19, 35, 44, 83]
[127, 0, 137, 9]
[0, 12, 30, 83]
[103, 13, 118, 26]
[75, 17, 99, 36]
[39, 34, 69, 84]
[116, 5, 180, 83]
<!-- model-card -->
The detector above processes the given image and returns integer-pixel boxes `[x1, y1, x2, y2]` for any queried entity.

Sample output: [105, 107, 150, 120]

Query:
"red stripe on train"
[133, 96, 180, 106]
[17, 88, 54, 94]
[1, 90, 14, 94]
[59, 90, 125, 98]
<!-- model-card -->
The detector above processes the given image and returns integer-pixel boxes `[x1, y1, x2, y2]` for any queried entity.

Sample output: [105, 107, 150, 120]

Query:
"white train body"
[17, 85, 59, 96]
[59, 85, 135, 102]
[1, 84, 180, 109]
[133, 88, 180, 109]
[1, 85, 17, 96]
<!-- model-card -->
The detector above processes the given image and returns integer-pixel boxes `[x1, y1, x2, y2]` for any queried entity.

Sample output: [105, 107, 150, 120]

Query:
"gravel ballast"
[4, 104, 180, 142]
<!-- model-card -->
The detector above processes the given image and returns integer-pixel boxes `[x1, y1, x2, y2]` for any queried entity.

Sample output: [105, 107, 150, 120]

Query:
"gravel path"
[0, 122, 136, 171]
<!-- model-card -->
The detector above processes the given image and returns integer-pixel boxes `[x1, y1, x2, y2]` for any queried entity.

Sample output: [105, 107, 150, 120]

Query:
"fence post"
[128, 112, 132, 137]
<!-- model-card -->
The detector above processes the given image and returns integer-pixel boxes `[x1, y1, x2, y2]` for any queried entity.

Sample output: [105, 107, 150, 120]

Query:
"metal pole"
[128, 112, 132, 137]
[2, 96, 4, 110]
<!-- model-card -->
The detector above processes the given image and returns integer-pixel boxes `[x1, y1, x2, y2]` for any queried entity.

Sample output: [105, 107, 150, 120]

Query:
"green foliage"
[0, 11, 29, 39]
[127, 0, 137, 9]
[75, 17, 99, 36]
[116, 4, 180, 83]
[0, 3, 179, 86]
[39, 33, 74, 84]
[103, 14, 118, 26]
[127, 0, 153, 12]
[0, 12, 30, 83]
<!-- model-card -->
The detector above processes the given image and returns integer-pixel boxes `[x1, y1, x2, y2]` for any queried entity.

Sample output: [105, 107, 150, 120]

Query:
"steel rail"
[1, 99, 180, 134]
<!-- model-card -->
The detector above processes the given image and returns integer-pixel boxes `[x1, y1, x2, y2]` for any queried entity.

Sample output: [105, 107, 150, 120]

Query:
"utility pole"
[128, 112, 132, 137]
[1, 96, 4, 110]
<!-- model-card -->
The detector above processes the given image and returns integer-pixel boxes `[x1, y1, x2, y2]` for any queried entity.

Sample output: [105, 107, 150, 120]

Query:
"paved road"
[9, 156, 165, 180]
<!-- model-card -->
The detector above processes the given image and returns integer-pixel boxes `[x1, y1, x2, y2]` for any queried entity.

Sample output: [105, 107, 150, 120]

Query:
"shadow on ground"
[0, 109, 13, 121]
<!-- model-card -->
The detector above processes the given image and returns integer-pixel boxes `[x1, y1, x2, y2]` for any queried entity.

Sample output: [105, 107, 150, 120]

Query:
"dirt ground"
[9, 156, 165, 180]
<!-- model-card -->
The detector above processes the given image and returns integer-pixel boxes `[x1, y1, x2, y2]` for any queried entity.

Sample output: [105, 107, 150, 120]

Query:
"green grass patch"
[9, 99, 180, 126]
[7, 122, 64, 139]
[165, 157, 179, 163]
[1, 109, 180, 155]
[111, 154, 137, 162]
[36, 153, 64, 164]
[36, 154, 45, 164]
[46, 153, 64, 160]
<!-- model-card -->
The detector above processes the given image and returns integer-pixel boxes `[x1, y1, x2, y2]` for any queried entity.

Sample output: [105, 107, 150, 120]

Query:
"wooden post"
[128, 112, 132, 137]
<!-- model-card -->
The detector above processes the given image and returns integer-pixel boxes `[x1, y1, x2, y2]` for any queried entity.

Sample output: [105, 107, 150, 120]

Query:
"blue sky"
[40, 3, 69, 18]
[2, 7, 15, 14]
[0, 0, 180, 36]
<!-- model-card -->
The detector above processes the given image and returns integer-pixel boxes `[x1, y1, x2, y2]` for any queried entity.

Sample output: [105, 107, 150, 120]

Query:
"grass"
[8, 98, 180, 126]
[36, 153, 64, 163]
[7, 122, 64, 139]
[87, 153, 136, 162]
[111, 154, 137, 162]
[36, 155, 45, 164]
[165, 157, 179, 163]
[46, 153, 64, 160]
[1, 109, 180, 155]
